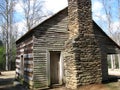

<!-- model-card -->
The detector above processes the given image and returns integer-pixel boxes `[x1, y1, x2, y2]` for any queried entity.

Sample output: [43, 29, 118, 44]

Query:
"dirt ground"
[0, 71, 120, 90]
[0, 71, 15, 79]
[108, 69, 120, 76]
[0, 71, 26, 90]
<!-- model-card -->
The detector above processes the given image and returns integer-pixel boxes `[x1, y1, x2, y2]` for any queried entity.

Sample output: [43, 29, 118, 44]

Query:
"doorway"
[50, 51, 61, 85]
[20, 55, 24, 76]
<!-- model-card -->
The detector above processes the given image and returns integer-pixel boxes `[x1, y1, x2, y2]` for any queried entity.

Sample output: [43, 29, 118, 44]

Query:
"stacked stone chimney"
[64, 0, 102, 89]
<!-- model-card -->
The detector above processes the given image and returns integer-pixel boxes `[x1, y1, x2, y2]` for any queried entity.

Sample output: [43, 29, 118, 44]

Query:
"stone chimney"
[64, 0, 102, 89]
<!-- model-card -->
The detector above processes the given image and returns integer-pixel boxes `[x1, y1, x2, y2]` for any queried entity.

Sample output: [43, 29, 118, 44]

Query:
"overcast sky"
[14, 0, 119, 37]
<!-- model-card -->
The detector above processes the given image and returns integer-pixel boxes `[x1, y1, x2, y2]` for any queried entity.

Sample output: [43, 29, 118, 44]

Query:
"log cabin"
[16, 0, 120, 89]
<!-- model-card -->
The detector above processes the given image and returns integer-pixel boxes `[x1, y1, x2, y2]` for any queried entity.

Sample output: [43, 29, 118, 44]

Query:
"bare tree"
[101, 0, 120, 43]
[21, 0, 52, 30]
[0, 0, 16, 70]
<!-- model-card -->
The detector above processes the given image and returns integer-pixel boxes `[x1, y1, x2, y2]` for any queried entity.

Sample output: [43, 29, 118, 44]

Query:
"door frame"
[46, 50, 64, 86]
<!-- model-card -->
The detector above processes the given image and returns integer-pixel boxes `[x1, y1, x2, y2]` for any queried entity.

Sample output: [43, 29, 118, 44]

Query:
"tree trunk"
[6, 42, 9, 71]
[118, 54, 120, 69]
[111, 55, 114, 70]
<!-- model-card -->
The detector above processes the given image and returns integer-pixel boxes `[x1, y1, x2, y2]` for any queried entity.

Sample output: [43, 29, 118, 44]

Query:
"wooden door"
[50, 51, 60, 85]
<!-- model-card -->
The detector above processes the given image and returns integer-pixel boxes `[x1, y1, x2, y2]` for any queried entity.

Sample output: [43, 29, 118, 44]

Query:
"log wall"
[16, 36, 34, 86]
[33, 8, 68, 88]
